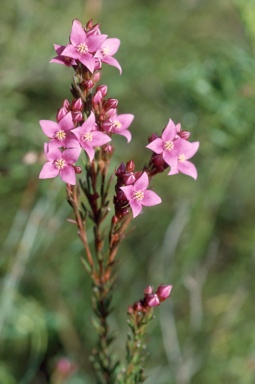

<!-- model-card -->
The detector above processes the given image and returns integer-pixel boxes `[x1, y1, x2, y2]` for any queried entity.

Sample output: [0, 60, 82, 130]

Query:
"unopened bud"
[104, 98, 118, 109]
[144, 294, 160, 307]
[72, 98, 83, 111]
[156, 284, 172, 302]
[96, 85, 108, 97]
[56, 107, 68, 122]
[126, 160, 135, 172]
[93, 71, 101, 83]
[144, 285, 153, 295]
[63, 99, 70, 109]
[74, 166, 82, 174]
[178, 130, 190, 140]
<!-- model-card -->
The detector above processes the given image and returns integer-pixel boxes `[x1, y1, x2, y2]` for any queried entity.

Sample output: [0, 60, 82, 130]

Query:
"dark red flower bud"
[74, 166, 82, 174]
[126, 160, 135, 172]
[178, 130, 190, 140]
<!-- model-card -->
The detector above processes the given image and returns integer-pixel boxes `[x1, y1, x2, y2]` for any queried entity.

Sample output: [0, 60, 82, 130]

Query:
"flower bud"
[63, 99, 70, 109]
[156, 284, 172, 302]
[122, 172, 136, 186]
[178, 130, 191, 140]
[144, 294, 160, 307]
[144, 285, 153, 295]
[115, 162, 126, 177]
[93, 71, 101, 83]
[72, 111, 83, 123]
[74, 166, 82, 174]
[126, 160, 135, 172]
[56, 107, 68, 122]
[104, 98, 118, 109]
[83, 80, 94, 89]
[72, 98, 83, 111]
[96, 85, 108, 97]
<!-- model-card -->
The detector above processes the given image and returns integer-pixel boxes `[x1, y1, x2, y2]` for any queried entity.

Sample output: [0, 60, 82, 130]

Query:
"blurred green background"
[1, 0, 255, 383]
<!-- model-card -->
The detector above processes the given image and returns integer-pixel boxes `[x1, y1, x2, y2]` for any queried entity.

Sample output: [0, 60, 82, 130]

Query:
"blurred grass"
[1, 0, 255, 383]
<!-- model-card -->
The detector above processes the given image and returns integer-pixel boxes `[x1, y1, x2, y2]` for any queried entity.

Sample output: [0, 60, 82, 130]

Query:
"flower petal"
[134, 172, 149, 192]
[146, 138, 163, 154]
[178, 161, 198, 179]
[58, 112, 74, 131]
[129, 199, 143, 218]
[39, 162, 59, 179]
[70, 19, 87, 46]
[60, 165, 76, 185]
[142, 190, 162, 207]
[40, 120, 59, 138]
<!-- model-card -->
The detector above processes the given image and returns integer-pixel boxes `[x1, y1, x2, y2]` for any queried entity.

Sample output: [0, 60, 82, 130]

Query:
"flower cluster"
[128, 284, 173, 314]
[39, 18, 199, 219]
[39, 19, 133, 185]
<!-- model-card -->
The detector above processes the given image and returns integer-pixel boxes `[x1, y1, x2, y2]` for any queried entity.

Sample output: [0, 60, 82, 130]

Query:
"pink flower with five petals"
[72, 112, 111, 161]
[120, 172, 161, 218]
[168, 141, 199, 179]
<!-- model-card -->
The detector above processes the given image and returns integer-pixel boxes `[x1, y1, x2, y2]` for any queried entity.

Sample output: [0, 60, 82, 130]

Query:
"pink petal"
[78, 54, 95, 73]
[116, 114, 134, 130]
[178, 161, 198, 179]
[134, 172, 149, 191]
[91, 131, 111, 146]
[39, 162, 59, 179]
[62, 147, 81, 163]
[86, 34, 108, 52]
[120, 185, 134, 201]
[40, 120, 59, 138]
[142, 190, 162, 207]
[182, 141, 200, 160]
[61, 44, 80, 60]
[60, 165, 76, 185]
[58, 112, 74, 131]
[162, 119, 177, 141]
[129, 199, 143, 218]
[146, 138, 163, 154]
[82, 144, 95, 162]
[70, 19, 87, 46]
[117, 129, 132, 143]
[102, 56, 122, 74]
[101, 38, 120, 55]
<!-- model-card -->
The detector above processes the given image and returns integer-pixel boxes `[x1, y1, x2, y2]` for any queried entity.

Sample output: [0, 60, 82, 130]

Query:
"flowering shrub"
[39, 18, 199, 383]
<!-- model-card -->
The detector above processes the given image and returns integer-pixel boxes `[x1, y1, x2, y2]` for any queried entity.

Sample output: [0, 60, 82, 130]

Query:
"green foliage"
[1, 0, 255, 383]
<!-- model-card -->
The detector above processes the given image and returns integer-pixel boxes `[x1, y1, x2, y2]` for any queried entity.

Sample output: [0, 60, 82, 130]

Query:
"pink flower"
[61, 19, 107, 73]
[39, 144, 80, 185]
[168, 141, 199, 179]
[50, 45, 77, 66]
[156, 284, 173, 302]
[39, 112, 78, 149]
[120, 172, 161, 218]
[95, 38, 122, 73]
[146, 119, 199, 178]
[102, 113, 134, 143]
[72, 112, 111, 161]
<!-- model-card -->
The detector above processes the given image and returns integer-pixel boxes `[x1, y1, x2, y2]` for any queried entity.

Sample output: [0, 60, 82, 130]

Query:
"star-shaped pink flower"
[72, 112, 111, 161]
[120, 172, 162, 218]
[61, 19, 107, 73]
[102, 113, 134, 142]
[39, 144, 80, 185]
[39, 112, 78, 149]
[146, 119, 185, 169]
[95, 38, 122, 73]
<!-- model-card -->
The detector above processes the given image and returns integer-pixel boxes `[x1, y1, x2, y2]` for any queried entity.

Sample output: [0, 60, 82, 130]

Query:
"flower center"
[77, 43, 88, 54]
[55, 130, 66, 141]
[112, 120, 122, 130]
[164, 141, 174, 151]
[82, 132, 93, 142]
[133, 190, 144, 202]
[101, 47, 110, 56]
[55, 158, 66, 169]
[178, 154, 186, 162]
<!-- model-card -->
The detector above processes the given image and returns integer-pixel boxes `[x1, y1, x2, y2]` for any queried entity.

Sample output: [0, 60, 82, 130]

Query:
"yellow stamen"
[113, 120, 122, 130]
[55, 159, 66, 169]
[77, 43, 88, 54]
[164, 141, 174, 151]
[82, 132, 93, 142]
[55, 130, 66, 141]
[178, 154, 186, 162]
[133, 190, 144, 201]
